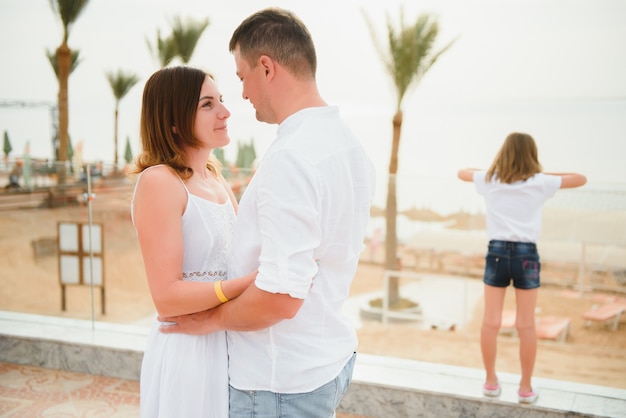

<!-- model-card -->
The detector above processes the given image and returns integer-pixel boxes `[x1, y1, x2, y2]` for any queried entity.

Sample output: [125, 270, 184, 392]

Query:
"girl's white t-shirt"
[474, 171, 561, 243]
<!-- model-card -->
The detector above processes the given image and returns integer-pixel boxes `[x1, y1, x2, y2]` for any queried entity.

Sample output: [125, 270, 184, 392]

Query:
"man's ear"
[259, 55, 274, 78]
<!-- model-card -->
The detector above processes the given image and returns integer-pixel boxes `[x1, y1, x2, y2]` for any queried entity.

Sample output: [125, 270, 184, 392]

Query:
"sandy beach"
[1, 186, 625, 390]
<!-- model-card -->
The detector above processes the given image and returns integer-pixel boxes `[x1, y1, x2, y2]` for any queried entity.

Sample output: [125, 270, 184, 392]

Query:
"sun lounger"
[499, 311, 570, 342]
[613, 269, 626, 286]
[499, 310, 517, 336]
[582, 303, 626, 331]
[535, 316, 571, 342]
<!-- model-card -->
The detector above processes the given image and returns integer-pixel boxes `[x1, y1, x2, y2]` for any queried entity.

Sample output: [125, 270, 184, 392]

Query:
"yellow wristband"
[214, 280, 229, 303]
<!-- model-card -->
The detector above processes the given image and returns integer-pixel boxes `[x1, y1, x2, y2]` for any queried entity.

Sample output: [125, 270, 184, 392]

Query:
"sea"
[2, 98, 625, 217]
[350, 98, 626, 214]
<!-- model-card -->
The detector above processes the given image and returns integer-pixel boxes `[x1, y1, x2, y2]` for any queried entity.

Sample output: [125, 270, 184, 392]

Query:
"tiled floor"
[0, 363, 140, 417]
[0, 363, 369, 418]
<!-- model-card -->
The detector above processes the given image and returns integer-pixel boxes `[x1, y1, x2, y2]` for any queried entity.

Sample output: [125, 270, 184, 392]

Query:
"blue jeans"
[483, 240, 540, 289]
[229, 352, 356, 418]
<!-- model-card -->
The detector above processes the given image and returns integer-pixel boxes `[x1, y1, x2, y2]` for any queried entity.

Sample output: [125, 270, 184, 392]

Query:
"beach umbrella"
[213, 148, 226, 166]
[245, 139, 257, 168]
[23, 141, 32, 189]
[65, 136, 74, 174]
[124, 136, 133, 164]
[235, 142, 245, 168]
[67, 136, 74, 160]
[213, 148, 231, 179]
[73, 140, 83, 181]
[235, 139, 257, 169]
[3, 130, 12, 158]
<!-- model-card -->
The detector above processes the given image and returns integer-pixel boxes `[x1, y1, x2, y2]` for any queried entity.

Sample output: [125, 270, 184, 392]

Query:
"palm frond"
[363, 7, 457, 110]
[105, 69, 141, 102]
[48, 0, 90, 42]
[146, 29, 178, 68]
[46, 48, 82, 79]
[170, 15, 210, 64]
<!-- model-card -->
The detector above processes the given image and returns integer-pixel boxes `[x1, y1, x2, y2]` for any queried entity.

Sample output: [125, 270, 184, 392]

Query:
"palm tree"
[3, 131, 12, 160]
[124, 136, 133, 165]
[46, 48, 81, 162]
[170, 15, 210, 63]
[48, 0, 90, 185]
[147, 15, 210, 67]
[105, 70, 140, 171]
[46, 48, 82, 79]
[146, 29, 178, 68]
[364, 7, 456, 305]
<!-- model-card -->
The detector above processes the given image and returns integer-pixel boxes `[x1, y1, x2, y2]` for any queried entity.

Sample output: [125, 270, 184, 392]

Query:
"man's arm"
[159, 282, 304, 335]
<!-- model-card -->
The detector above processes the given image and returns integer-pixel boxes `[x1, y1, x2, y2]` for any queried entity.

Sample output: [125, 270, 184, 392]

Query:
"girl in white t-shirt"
[458, 132, 586, 404]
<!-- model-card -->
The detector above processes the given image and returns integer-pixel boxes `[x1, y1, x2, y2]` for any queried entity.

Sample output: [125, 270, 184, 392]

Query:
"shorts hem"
[483, 280, 508, 288]
[513, 284, 541, 290]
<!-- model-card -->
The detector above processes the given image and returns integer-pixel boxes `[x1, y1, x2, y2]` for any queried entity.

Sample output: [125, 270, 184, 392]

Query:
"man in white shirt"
[162, 8, 376, 417]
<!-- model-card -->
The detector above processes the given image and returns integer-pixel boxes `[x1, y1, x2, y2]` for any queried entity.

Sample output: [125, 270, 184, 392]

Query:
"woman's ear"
[171, 125, 177, 134]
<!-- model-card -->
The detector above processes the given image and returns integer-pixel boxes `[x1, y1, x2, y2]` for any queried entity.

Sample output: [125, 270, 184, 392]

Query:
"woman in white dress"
[131, 66, 256, 417]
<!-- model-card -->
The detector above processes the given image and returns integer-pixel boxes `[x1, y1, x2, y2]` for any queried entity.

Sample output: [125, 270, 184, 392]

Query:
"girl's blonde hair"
[486, 132, 542, 184]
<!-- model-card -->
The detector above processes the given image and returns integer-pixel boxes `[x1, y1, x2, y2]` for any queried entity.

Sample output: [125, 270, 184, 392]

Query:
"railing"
[1, 160, 625, 394]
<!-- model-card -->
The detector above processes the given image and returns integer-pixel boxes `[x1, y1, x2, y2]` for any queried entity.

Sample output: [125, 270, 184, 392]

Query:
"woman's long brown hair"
[134, 66, 220, 180]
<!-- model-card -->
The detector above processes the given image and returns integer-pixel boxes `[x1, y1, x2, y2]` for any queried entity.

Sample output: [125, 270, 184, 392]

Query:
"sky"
[1, 0, 625, 210]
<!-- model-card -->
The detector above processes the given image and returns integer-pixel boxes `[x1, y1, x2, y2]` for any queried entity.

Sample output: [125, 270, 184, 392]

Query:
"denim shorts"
[229, 352, 356, 418]
[483, 240, 540, 289]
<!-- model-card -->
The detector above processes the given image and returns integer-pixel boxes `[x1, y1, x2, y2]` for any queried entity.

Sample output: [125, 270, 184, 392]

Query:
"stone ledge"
[344, 354, 626, 417]
[0, 311, 624, 417]
[0, 311, 147, 380]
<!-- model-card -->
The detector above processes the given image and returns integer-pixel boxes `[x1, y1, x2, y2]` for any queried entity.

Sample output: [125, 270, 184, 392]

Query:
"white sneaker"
[518, 390, 539, 404]
[482, 383, 501, 397]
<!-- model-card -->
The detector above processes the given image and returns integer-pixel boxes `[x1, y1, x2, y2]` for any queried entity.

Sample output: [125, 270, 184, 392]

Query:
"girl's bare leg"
[515, 287, 538, 393]
[481, 284, 507, 386]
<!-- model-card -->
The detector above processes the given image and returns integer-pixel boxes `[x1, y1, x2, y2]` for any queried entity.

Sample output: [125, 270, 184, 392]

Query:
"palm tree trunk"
[56, 43, 71, 186]
[385, 110, 403, 305]
[113, 105, 119, 171]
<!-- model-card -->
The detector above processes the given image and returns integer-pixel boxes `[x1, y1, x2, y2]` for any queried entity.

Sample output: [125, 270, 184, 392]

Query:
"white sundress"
[132, 168, 235, 418]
